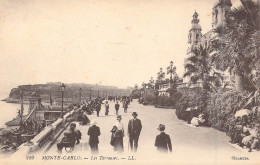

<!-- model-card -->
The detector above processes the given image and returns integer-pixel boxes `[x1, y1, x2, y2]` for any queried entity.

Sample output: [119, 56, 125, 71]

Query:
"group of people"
[57, 110, 172, 154]
[79, 97, 132, 117]
[229, 115, 260, 152]
[110, 112, 142, 153]
[185, 107, 208, 127]
[190, 113, 207, 127]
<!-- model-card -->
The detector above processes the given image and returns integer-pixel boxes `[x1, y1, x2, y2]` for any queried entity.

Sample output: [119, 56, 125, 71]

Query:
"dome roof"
[213, 0, 232, 8]
[190, 24, 201, 31]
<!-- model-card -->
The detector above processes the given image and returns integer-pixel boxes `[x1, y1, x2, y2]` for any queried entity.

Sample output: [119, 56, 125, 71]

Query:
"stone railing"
[11, 104, 84, 157]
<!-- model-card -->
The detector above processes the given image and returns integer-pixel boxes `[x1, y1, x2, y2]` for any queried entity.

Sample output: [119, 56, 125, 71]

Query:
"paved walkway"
[46, 100, 259, 164]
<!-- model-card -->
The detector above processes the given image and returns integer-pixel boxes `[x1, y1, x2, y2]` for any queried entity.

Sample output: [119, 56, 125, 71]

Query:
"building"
[183, 0, 233, 88]
[158, 82, 170, 96]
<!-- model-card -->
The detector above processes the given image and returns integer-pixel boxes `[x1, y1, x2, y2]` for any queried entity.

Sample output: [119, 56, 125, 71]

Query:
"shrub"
[141, 89, 157, 104]
[175, 87, 260, 138]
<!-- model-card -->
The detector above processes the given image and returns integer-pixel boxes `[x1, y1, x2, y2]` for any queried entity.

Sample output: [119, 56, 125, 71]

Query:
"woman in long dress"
[111, 115, 124, 153]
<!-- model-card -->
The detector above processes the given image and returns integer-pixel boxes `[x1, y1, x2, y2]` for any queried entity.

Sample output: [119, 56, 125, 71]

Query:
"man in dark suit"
[115, 101, 120, 115]
[128, 112, 142, 152]
[155, 124, 172, 153]
[87, 119, 100, 154]
[95, 103, 101, 117]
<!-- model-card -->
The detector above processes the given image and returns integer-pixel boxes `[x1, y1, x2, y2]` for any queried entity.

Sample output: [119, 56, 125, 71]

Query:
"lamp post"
[20, 90, 24, 130]
[79, 88, 82, 104]
[60, 83, 66, 118]
[167, 61, 176, 87]
[90, 89, 92, 100]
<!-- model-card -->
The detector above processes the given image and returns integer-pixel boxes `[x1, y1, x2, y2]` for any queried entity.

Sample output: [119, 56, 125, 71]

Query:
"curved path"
[46, 100, 259, 164]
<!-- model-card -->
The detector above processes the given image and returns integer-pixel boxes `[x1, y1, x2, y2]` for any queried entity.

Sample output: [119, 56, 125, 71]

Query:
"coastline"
[0, 100, 29, 128]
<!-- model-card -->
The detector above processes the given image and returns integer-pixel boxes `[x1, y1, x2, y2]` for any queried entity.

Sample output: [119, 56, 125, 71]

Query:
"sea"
[0, 100, 29, 128]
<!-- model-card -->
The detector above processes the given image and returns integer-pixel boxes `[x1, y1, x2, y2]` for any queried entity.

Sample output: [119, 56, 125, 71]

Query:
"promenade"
[43, 100, 260, 164]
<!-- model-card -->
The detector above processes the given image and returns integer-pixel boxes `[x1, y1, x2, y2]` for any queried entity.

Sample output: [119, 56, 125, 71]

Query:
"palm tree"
[184, 44, 220, 92]
[212, 0, 260, 92]
[157, 68, 165, 84]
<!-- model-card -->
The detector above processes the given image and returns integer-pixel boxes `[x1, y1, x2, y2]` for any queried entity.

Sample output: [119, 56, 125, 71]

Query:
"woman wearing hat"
[87, 119, 100, 154]
[111, 115, 125, 153]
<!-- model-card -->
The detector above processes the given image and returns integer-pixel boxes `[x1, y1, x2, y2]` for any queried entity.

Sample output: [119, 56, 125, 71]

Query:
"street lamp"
[60, 83, 66, 118]
[167, 61, 176, 87]
[90, 89, 92, 100]
[20, 90, 24, 130]
[79, 88, 82, 104]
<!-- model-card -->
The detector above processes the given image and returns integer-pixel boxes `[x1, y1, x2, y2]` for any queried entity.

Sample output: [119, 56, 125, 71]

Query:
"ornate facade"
[183, 0, 233, 87]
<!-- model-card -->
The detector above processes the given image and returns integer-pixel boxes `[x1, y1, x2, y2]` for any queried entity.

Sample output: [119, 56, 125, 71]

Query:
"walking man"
[155, 124, 172, 153]
[87, 119, 100, 154]
[115, 101, 120, 115]
[95, 103, 101, 117]
[128, 112, 142, 152]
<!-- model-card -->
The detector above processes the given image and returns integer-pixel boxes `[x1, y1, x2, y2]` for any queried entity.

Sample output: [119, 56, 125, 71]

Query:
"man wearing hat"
[87, 119, 101, 154]
[115, 101, 120, 116]
[127, 112, 142, 152]
[155, 124, 172, 153]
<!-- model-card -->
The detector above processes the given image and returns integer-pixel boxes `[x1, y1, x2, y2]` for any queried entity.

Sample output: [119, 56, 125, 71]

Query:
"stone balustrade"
[11, 104, 84, 157]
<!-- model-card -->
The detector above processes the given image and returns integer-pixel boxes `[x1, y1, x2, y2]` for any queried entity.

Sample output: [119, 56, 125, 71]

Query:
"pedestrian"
[105, 101, 109, 116]
[87, 119, 101, 154]
[123, 101, 128, 113]
[111, 115, 124, 153]
[95, 103, 101, 117]
[115, 101, 120, 116]
[128, 112, 142, 152]
[155, 124, 172, 153]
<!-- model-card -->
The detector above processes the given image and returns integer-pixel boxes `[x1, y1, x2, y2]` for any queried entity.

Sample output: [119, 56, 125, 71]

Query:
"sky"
[0, 0, 241, 98]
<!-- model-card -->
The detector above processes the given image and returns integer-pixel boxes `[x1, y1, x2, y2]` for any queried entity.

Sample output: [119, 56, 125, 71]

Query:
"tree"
[184, 44, 221, 92]
[212, 0, 260, 92]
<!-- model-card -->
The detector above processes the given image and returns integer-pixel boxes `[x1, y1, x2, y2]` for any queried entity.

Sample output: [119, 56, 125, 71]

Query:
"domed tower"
[184, 11, 202, 84]
[188, 11, 202, 47]
[212, 0, 232, 28]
